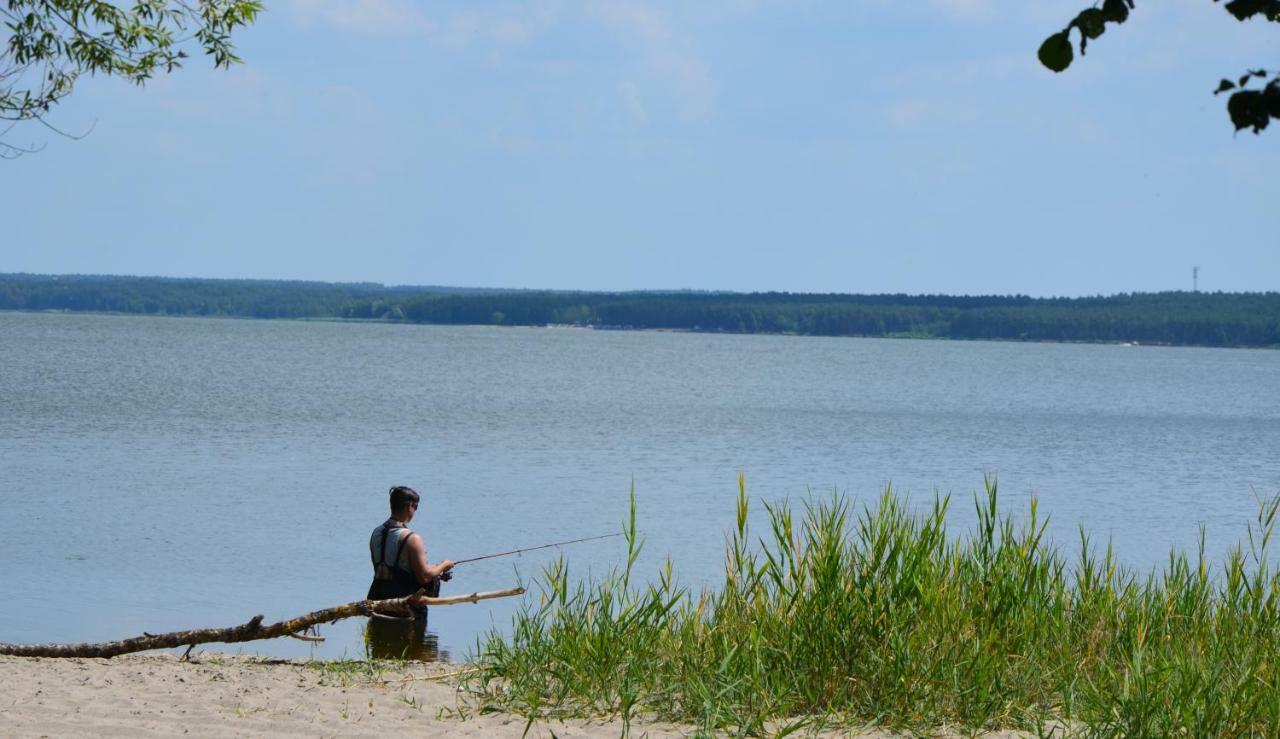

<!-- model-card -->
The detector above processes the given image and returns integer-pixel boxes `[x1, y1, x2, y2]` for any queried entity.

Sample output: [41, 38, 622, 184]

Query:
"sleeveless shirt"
[369, 520, 415, 576]
[367, 519, 421, 601]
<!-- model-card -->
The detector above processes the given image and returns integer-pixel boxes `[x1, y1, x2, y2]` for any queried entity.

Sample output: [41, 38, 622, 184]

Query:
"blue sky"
[2, 0, 1276, 295]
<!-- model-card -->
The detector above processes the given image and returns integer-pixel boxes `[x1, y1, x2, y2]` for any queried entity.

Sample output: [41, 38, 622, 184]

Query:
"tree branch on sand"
[0, 587, 524, 659]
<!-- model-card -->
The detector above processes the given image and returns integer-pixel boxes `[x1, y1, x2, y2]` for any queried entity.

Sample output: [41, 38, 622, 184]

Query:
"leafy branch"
[1039, 0, 1280, 133]
[2, 0, 261, 149]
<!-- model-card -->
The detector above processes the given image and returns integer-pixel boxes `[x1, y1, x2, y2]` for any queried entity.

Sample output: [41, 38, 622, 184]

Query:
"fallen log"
[0, 586, 524, 659]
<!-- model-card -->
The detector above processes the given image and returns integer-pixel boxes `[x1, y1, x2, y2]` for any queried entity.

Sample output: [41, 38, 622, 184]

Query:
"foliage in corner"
[1040, 0, 1280, 133]
[1, 0, 261, 156]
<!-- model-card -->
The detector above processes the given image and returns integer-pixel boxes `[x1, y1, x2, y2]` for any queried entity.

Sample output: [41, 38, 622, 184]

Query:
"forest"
[3, 273, 1277, 348]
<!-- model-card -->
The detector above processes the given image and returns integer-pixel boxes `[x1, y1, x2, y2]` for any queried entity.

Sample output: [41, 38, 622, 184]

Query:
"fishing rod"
[452, 533, 623, 566]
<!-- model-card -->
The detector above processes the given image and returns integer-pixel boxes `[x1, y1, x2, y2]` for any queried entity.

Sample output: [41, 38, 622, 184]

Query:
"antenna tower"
[1193, 266, 1199, 292]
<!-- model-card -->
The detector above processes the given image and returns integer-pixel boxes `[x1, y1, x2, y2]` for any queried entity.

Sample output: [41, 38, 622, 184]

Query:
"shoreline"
[3, 308, 1274, 351]
[0, 653, 1035, 737]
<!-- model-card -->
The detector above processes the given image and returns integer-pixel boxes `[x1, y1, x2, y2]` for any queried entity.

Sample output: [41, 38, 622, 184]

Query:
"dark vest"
[367, 520, 421, 601]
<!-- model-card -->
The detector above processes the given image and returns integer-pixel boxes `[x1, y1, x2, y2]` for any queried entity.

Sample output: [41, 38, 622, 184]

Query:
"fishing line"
[453, 532, 623, 565]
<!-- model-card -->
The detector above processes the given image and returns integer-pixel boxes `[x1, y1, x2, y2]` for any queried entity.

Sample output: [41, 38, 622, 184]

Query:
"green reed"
[464, 477, 1280, 735]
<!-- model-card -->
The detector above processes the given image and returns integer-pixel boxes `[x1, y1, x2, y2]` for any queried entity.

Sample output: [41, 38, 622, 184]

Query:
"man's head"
[389, 485, 420, 520]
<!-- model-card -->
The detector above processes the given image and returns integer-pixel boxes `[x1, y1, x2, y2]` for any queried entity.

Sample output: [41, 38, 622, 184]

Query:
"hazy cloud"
[927, 0, 992, 18]
[281, 0, 715, 120]
[589, 1, 716, 119]
[285, 0, 436, 36]
[145, 66, 294, 127]
[883, 96, 979, 131]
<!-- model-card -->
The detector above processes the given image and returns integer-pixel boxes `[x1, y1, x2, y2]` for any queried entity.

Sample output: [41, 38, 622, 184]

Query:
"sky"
[2, 0, 1276, 296]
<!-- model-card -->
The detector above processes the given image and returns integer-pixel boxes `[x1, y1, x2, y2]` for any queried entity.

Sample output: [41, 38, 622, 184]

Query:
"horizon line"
[2, 271, 1272, 300]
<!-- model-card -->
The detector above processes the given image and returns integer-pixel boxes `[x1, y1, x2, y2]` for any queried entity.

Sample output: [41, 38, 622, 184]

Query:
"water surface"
[1, 312, 1277, 658]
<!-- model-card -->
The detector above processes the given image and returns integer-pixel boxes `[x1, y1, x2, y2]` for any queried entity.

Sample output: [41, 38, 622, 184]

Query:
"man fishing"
[367, 485, 455, 614]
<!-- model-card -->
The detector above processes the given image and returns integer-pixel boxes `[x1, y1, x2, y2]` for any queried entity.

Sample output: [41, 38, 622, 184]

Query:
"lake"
[1, 311, 1277, 660]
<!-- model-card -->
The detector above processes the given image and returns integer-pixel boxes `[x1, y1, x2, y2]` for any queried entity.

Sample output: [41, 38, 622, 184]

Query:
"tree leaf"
[1101, 0, 1130, 23]
[1214, 79, 1236, 95]
[1264, 86, 1280, 119]
[1224, 0, 1268, 21]
[1227, 90, 1270, 132]
[1038, 31, 1074, 72]
[1074, 8, 1107, 39]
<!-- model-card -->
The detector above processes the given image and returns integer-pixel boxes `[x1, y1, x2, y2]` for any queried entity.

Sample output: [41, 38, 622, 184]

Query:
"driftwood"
[0, 586, 524, 659]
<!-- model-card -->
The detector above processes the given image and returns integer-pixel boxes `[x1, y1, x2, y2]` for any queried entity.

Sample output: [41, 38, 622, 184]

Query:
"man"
[367, 485, 455, 610]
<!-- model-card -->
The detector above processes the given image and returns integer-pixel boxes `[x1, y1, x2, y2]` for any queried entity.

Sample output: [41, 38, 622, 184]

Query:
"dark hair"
[389, 485, 420, 513]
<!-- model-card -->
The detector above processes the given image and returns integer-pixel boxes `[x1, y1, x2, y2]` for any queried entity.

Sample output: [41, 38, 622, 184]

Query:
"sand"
[0, 653, 1037, 737]
[0, 653, 693, 738]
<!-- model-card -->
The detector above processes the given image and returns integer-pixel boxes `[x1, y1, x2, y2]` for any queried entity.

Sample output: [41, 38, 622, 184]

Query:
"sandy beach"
[0, 653, 693, 738]
[0, 653, 1042, 737]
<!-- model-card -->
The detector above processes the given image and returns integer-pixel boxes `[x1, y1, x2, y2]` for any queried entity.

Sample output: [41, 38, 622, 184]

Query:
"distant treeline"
[0, 273, 500, 319]
[3, 274, 1278, 348]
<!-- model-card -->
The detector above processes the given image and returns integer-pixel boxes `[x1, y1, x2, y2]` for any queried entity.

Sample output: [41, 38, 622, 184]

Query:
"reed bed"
[465, 477, 1280, 736]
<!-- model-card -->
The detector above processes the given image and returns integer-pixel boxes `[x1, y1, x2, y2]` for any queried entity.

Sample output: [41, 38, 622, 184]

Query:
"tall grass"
[466, 477, 1280, 735]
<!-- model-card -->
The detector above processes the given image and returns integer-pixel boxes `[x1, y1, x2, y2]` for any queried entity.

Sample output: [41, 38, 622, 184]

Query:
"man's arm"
[404, 533, 455, 584]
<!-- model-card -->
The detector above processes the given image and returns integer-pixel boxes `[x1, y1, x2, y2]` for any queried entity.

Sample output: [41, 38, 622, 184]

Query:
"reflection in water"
[363, 612, 450, 661]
